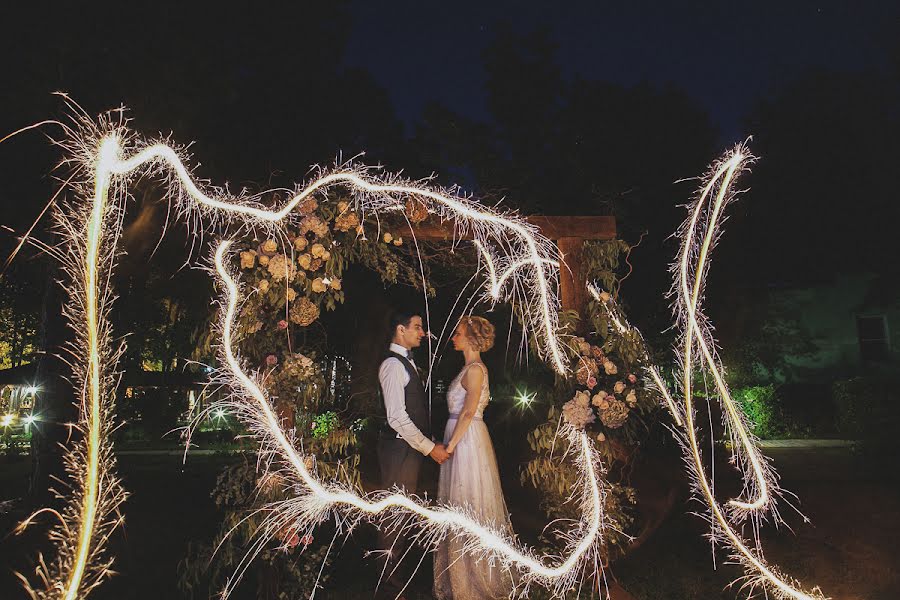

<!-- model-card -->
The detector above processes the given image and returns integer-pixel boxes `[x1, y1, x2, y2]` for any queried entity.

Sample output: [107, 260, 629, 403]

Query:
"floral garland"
[522, 239, 663, 559]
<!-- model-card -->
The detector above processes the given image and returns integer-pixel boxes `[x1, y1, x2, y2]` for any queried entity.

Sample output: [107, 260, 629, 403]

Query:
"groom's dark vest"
[386, 350, 431, 439]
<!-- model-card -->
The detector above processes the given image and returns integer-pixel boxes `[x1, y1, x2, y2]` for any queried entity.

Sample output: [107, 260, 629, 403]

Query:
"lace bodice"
[446, 362, 490, 418]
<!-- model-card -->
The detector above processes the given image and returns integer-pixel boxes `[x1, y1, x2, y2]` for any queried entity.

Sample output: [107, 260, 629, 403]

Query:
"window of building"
[856, 315, 889, 362]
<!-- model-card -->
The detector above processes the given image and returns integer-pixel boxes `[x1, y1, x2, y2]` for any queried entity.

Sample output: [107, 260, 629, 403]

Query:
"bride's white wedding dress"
[434, 362, 514, 599]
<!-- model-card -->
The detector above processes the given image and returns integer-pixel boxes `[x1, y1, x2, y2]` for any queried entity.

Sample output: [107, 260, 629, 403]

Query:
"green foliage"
[733, 385, 783, 439]
[178, 461, 334, 599]
[310, 411, 339, 439]
[832, 377, 900, 441]
[0, 262, 42, 369]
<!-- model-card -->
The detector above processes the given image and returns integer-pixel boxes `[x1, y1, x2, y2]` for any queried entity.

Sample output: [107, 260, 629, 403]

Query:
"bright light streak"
[59, 135, 120, 600]
[106, 141, 569, 374]
[24, 414, 38, 426]
[28, 127, 588, 599]
[1, 413, 14, 427]
[24, 385, 39, 395]
[474, 239, 559, 300]
[673, 147, 823, 599]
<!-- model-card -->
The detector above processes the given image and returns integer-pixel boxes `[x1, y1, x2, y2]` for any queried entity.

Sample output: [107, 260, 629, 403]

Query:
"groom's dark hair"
[388, 309, 419, 337]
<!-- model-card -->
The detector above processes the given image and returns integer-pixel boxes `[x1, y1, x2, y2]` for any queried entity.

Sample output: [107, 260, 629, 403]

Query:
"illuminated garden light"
[515, 388, 536, 407]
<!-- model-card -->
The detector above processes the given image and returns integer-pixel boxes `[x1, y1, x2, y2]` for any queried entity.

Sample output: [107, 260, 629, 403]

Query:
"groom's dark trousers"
[375, 436, 423, 598]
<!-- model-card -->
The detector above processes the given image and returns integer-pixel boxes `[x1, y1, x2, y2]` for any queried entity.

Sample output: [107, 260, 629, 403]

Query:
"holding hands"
[430, 442, 452, 464]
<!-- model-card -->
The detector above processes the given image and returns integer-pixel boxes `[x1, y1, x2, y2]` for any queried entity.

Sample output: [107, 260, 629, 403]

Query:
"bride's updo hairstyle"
[460, 316, 495, 352]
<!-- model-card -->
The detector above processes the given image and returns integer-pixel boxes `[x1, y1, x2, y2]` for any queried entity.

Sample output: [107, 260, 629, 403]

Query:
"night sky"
[0, 1, 897, 292]
[342, 1, 899, 141]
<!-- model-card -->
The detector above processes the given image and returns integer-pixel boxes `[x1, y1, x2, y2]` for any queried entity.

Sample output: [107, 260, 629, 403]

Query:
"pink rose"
[628, 374, 637, 383]
[300, 533, 314, 547]
[286, 533, 300, 548]
[266, 354, 278, 366]
[277, 319, 288, 330]
[586, 375, 598, 389]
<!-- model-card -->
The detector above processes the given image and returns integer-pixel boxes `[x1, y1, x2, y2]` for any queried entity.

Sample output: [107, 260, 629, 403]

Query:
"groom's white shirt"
[379, 343, 436, 456]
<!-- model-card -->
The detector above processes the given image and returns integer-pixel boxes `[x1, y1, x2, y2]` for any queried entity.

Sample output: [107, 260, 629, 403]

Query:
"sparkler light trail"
[214, 240, 609, 597]
[672, 146, 824, 599]
[16, 107, 825, 600]
[19, 115, 594, 600]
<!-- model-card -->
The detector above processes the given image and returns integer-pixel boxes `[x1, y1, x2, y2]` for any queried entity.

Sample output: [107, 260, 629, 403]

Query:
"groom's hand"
[429, 443, 451, 464]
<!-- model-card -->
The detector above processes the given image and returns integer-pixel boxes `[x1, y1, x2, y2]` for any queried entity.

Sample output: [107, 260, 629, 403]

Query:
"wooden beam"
[407, 215, 617, 319]
[524, 216, 616, 240]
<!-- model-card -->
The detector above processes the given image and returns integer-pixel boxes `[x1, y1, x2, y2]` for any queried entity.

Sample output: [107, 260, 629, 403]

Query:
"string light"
[514, 388, 536, 407]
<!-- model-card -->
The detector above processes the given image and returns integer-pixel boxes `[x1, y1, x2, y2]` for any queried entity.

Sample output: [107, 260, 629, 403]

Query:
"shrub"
[734, 385, 783, 439]
[832, 377, 900, 441]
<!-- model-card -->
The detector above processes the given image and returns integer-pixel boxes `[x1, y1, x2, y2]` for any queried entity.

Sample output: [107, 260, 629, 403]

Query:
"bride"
[434, 316, 514, 599]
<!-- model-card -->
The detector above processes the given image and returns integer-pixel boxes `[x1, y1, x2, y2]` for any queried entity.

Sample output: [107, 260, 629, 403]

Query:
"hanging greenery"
[521, 238, 666, 560]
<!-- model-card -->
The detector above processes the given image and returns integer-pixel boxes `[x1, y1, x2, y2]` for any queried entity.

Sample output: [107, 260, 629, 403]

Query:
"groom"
[375, 309, 450, 599]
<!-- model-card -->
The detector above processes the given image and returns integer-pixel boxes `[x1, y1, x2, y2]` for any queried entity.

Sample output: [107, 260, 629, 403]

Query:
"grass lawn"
[1, 445, 897, 599]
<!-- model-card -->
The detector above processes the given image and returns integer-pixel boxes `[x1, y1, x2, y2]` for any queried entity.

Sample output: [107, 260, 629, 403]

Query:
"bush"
[734, 385, 784, 439]
[832, 377, 900, 441]
[774, 382, 834, 438]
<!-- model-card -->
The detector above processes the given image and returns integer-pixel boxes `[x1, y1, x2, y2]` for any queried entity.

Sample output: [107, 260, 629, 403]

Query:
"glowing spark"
[24, 414, 38, 426]
[674, 147, 824, 599]
[1, 414, 14, 427]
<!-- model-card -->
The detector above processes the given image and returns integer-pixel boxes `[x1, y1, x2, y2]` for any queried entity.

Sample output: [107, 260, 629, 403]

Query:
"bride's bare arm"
[446, 365, 484, 454]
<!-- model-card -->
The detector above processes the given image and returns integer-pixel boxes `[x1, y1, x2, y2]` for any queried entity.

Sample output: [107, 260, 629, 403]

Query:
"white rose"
[591, 390, 608, 407]
[574, 390, 591, 408]
[626, 391, 637, 407]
